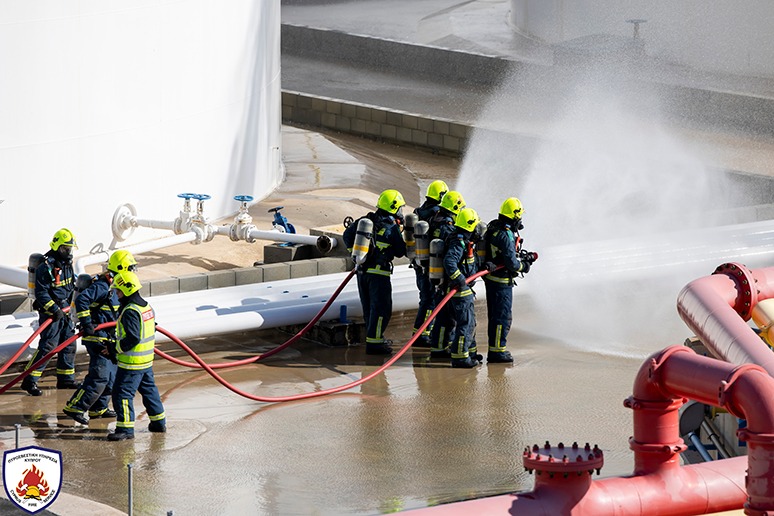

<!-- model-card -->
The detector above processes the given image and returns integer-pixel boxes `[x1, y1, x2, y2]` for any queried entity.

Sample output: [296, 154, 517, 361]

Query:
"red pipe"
[677, 263, 774, 375]
[406, 345, 774, 515]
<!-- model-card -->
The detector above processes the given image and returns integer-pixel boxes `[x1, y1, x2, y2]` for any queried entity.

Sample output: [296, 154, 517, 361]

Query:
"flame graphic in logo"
[15, 464, 50, 500]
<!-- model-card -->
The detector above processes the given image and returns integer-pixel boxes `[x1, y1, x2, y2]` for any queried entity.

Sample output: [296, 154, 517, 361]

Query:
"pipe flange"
[111, 203, 137, 242]
[522, 441, 603, 476]
[713, 262, 757, 320]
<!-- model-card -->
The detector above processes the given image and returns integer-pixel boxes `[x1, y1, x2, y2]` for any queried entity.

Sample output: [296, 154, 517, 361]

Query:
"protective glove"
[484, 262, 497, 272]
[516, 220, 524, 231]
[105, 340, 118, 364]
[50, 307, 64, 322]
[81, 322, 96, 336]
[451, 275, 467, 290]
[519, 260, 531, 274]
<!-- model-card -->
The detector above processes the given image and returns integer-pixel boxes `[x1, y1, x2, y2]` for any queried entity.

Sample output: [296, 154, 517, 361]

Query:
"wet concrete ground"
[0, 310, 641, 515]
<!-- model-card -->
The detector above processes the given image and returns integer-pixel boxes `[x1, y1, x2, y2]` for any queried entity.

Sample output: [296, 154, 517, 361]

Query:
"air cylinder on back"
[27, 253, 44, 301]
[414, 221, 429, 266]
[429, 238, 444, 285]
[404, 213, 418, 259]
[351, 217, 373, 265]
[70, 274, 94, 325]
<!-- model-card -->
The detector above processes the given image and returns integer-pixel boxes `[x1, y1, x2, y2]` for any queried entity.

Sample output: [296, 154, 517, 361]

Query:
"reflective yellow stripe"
[484, 275, 511, 284]
[116, 303, 155, 370]
[453, 288, 474, 297]
[353, 244, 369, 253]
[366, 268, 391, 276]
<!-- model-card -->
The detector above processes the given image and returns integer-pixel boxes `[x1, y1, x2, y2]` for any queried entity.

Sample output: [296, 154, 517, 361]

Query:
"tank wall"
[510, 0, 774, 78]
[0, 1, 282, 266]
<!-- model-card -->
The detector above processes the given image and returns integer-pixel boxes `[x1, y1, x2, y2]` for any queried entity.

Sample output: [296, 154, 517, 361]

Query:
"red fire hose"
[0, 269, 489, 401]
[0, 307, 69, 376]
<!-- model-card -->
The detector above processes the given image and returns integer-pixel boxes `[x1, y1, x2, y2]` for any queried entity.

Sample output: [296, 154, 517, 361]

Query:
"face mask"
[58, 246, 73, 261]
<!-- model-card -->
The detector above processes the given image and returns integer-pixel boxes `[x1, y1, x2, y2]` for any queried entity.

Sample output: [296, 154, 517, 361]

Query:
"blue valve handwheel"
[234, 195, 254, 202]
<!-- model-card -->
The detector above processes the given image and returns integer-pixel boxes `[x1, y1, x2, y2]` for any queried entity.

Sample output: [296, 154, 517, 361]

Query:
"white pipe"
[212, 224, 337, 250]
[0, 265, 27, 290]
[133, 218, 177, 232]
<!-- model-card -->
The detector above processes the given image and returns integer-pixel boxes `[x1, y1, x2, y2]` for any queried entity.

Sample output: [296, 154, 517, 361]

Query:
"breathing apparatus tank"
[351, 217, 373, 265]
[69, 274, 94, 325]
[27, 253, 45, 301]
[403, 213, 418, 259]
[429, 238, 444, 285]
[414, 221, 429, 266]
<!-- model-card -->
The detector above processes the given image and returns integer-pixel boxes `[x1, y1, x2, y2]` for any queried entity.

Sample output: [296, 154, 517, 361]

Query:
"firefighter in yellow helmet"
[440, 207, 482, 367]
[426, 190, 466, 358]
[21, 229, 79, 396]
[62, 250, 137, 424]
[482, 197, 535, 363]
[410, 180, 448, 345]
[106, 270, 166, 440]
[342, 190, 408, 355]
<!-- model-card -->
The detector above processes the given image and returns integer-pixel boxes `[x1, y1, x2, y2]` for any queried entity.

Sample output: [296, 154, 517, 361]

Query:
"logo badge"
[3, 446, 62, 514]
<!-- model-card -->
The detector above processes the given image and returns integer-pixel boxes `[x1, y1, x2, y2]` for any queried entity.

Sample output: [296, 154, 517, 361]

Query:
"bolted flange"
[523, 441, 604, 477]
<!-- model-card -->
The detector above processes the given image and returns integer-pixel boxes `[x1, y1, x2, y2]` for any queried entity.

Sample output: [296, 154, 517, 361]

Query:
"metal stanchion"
[128, 463, 133, 516]
[14, 423, 20, 448]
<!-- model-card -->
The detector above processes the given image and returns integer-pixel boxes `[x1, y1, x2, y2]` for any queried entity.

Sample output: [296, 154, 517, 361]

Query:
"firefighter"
[482, 198, 532, 363]
[62, 250, 137, 424]
[411, 180, 448, 345]
[426, 190, 466, 358]
[443, 207, 482, 368]
[343, 189, 408, 355]
[21, 229, 79, 396]
[107, 270, 166, 441]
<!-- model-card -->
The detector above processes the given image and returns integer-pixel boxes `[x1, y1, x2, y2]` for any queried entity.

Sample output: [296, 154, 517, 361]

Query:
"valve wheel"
[343, 216, 354, 228]
[111, 203, 137, 242]
[177, 192, 197, 200]
[192, 193, 211, 201]
[234, 195, 254, 203]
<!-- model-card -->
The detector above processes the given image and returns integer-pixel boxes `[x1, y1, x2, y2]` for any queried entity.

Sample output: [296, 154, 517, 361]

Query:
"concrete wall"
[510, 0, 774, 78]
[282, 91, 469, 156]
[0, 1, 283, 267]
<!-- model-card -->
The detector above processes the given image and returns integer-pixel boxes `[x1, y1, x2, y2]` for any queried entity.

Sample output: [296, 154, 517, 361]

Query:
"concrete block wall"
[282, 90, 470, 156]
[142, 257, 353, 299]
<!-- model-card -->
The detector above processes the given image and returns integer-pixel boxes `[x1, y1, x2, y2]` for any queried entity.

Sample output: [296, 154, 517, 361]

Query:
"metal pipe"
[702, 417, 732, 459]
[677, 263, 774, 377]
[231, 225, 336, 251]
[0, 264, 27, 290]
[686, 431, 714, 462]
[407, 346, 774, 515]
[127, 463, 133, 516]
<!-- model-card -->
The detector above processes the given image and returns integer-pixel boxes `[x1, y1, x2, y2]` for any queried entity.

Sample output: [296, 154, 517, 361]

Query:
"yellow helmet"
[50, 228, 77, 251]
[425, 180, 449, 202]
[455, 207, 481, 233]
[499, 197, 524, 220]
[110, 270, 142, 296]
[439, 190, 465, 215]
[377, 189, 406, 215]
[108, 250, 138, 274]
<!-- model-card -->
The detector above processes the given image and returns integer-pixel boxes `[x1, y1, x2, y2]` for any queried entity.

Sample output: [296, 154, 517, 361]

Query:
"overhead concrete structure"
[0, 1, 282, 266]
